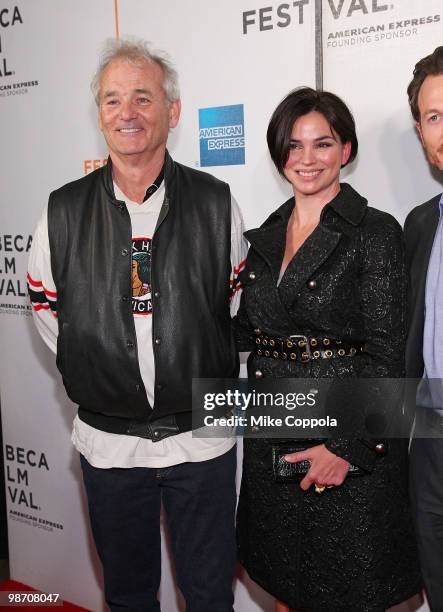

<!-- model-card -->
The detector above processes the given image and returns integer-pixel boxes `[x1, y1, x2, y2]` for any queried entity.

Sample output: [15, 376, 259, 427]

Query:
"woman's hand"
[284, 444, 350, 491]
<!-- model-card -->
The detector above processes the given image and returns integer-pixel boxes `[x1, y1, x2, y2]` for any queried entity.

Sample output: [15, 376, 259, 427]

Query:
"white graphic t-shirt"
[28, 179, 246, 468]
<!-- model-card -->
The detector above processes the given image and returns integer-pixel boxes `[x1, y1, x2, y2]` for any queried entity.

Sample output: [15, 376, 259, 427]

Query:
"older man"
[28, 38, 246, 611]
[405, 46, 443, 610]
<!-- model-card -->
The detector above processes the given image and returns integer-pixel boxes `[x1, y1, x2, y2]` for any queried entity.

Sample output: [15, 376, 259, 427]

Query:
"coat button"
[255, 370, 264, 379]
[374, 443, 386, 455]
[121, 248, 129, 256]
[126, 340, 134, 348]
[307, 279, 317, 289]
[248, 272, 256, 280]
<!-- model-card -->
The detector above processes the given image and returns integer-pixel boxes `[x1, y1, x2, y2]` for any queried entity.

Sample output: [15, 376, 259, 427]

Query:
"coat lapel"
[278, 224, 341, 303]
[245, 198, 293, 284]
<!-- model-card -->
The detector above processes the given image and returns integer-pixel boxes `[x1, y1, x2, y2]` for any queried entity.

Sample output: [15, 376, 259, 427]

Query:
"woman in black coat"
[235, 88, 422, 611]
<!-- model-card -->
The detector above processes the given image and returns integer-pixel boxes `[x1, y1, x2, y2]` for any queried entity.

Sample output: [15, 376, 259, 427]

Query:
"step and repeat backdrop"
[0, 1, 442, 610]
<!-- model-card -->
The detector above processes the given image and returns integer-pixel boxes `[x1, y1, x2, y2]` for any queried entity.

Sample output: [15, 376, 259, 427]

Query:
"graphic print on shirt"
[132, 237, 152, 316]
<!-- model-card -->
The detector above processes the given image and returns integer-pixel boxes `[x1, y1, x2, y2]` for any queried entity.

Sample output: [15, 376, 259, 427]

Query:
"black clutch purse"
[272, 440, 364, 482]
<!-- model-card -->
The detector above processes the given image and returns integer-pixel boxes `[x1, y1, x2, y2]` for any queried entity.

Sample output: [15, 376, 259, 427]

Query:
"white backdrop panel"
[117, 0, 317, 229]
[1, 0, 316, 610]
[323, 0, 443, 222]
[0, 1, 116, 609]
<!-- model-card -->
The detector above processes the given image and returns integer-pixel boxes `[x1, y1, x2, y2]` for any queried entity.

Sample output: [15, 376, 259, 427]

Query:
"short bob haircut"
[267, 87, 358, 178]
[91, 37, 180, 107]
[407, 46, 443, 122]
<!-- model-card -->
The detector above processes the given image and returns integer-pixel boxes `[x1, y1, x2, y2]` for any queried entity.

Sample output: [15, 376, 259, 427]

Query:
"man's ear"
[416, 120, 424, 146]
[169, 99, 181, 129]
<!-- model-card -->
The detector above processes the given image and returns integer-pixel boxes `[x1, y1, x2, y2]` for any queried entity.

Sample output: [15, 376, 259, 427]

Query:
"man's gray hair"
[91, 37, 180, 106]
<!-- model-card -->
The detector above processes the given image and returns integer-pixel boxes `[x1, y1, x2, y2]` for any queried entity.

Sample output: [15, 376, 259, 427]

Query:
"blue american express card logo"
[199, 104, 245, 167]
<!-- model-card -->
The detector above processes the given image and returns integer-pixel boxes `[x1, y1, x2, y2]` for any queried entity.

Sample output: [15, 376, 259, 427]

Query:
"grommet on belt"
[323, 338, 331, 346]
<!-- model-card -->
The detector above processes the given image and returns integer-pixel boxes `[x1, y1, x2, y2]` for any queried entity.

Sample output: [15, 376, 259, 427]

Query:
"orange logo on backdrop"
[84, 159, 108, 175]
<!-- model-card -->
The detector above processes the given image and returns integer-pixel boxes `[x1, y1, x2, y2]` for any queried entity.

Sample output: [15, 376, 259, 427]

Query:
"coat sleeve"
[325, 214, 407, 472]
[27, 206, 58, 354]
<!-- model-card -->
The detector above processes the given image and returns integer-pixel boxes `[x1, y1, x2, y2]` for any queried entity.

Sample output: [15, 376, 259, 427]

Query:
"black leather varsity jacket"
[48, 151, 239, 440]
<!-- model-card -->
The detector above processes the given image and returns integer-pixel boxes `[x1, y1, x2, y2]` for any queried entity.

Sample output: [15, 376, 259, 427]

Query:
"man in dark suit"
[405, 46, 443, 610]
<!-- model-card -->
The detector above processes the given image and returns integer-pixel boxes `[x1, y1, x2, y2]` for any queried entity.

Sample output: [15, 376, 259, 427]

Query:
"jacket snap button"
[255, 370, 264, 379]
[157, 384, 163, 390]
[121, 248, 129, 256]
[135, 384, 141, 392]
[248, 272, 256, 280]
[307, 279, 316, 289]
[126, 340, 134, 348]
[375, 443, 386, 455]
[153, 431, 159, 437]
[154, 291, 160, 298]
[122, 295, 129, 302]
[155, 338, 161, 345]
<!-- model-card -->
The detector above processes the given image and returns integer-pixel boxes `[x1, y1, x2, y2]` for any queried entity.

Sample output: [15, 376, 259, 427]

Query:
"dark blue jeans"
[80, 446, 236, 612]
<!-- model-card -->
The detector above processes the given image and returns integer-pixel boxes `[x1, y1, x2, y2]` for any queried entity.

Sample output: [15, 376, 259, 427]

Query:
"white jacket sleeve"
[27, 206, 58, 354]
[229, 195, 248, 316]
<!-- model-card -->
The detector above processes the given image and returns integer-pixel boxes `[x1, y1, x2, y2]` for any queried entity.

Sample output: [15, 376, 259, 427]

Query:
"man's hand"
[284, 444, 350, 491]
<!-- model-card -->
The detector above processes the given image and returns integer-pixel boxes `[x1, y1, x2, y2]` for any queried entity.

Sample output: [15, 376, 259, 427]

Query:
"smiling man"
[404, 46, 443, 610]
[27, 38, 246, 611]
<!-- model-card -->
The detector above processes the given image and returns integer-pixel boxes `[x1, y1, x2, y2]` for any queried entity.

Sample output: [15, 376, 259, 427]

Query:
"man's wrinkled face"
[417, 73, 443, 171]
[98, 58, 180, 161]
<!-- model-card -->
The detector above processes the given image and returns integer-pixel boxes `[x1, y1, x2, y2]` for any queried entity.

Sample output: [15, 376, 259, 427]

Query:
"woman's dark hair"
[407, 46, 443, 122]
[267, 87, 358, 177]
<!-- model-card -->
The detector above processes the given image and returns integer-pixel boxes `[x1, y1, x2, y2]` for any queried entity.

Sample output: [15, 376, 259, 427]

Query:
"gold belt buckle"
[289, 335, 312, 361]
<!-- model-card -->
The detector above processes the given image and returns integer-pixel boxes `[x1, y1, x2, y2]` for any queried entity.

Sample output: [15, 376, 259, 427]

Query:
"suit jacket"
[404, 194, 441, 379]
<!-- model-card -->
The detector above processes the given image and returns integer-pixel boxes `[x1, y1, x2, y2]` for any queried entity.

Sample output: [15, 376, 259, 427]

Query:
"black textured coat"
[235, 184, 422, 611]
